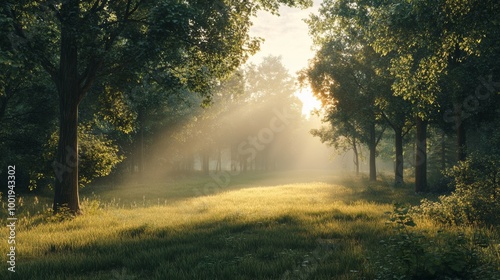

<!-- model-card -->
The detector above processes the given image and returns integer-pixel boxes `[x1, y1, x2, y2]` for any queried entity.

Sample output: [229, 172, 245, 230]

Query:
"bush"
[374, 204, 499, 280]
[43, 124, 125, 188]
[415, 154, 500, 226]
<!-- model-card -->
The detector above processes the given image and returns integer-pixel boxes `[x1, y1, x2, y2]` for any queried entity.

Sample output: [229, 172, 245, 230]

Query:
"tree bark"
[415, 117, 427, 193]
[394, 126, 404, 187]
[216, 148, 222, 172]
[352, 137, 359, 176]
[53, 94, 81, 213]
[369, 122, 377, 181]
[53, 0, 81, 214]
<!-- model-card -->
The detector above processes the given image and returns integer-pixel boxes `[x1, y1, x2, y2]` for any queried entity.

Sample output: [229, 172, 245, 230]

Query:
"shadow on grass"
[332, 174, 426, 205]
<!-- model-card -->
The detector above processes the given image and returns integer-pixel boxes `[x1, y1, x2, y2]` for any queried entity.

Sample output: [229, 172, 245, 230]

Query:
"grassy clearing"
[0, 171, 498, 279]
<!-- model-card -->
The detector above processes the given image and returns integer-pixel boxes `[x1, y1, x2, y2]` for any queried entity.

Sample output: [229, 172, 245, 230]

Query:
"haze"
[2, 0, 498, 279]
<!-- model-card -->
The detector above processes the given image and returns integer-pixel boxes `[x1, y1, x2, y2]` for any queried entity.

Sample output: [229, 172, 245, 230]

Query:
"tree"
[305, 41, 386, 181]
[2, 0, 312, 213]
[377, 89, 414, 186]
[310, 117, 362, 175]
[368, 0, 500, 191]
[243, 56, 301, 170]
[305, 1, 388, 181]
[0, 14, 58, 192]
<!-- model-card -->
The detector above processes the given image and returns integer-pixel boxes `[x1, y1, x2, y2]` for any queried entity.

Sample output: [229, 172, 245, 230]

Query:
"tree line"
[302, 0, 500, 192]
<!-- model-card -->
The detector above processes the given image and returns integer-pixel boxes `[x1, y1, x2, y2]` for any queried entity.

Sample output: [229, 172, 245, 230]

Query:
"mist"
[110, 56, 373, 190]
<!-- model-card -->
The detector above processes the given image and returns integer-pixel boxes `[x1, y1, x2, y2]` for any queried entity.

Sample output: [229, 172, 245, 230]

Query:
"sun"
[295, 87, 322, 118]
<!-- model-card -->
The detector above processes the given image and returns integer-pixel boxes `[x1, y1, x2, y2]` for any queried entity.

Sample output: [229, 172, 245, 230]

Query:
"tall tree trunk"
[231, 144, 237, 172]
[415, 117, 428, 193]
[394, 126, 404, 186]
[53, 94, 80, 213]
[352, 137, 359, 176]
[369, 122, 377, 181]
[216, 148, 222, 172]
[53, 0, 81, 213]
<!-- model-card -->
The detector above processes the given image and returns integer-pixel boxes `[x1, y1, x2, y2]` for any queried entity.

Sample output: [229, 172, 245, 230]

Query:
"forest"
[0, 0, 499, 279]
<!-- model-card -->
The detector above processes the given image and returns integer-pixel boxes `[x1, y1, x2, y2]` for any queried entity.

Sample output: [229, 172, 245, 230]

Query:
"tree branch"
[79, 59, 103, 99]
[380, 111, 396, 130]
[402, 123, 414, 137]
[126, 0, 146, 18]
[6, 5, 58, 81]
[375, 125, 386, 146]
[78, 0, 149, 99]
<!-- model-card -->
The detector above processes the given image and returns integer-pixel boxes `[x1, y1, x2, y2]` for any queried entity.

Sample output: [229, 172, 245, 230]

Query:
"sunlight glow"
[295, 87, 322, 118]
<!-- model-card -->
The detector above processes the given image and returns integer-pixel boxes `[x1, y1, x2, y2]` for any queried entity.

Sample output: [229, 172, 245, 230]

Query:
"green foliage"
[305, 0, 420, 183]
[306, 0, 499, 190]
[375, 203, 497, 280]
[44, 124, 125, 188]
[425, 127, 456, 192]
[78, 126, 125, 187]
[368, 0, 499, 114]
[0, 58, 58, 193]
[415, 154, 500, 226]
[46, 204, 76, 222]
[96, 86, 137, 134]
[1, 0, 313, 212]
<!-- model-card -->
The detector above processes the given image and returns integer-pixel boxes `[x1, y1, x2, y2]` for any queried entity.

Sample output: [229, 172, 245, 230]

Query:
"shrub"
[374, 204, 499, 280]
[43, 124, 125, 188]
[415, 154, 500, 226]
[46, 204, 75, 222]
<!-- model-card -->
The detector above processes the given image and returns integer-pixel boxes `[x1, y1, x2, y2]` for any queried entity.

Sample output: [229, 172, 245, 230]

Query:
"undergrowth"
[373, 203, 500, 280]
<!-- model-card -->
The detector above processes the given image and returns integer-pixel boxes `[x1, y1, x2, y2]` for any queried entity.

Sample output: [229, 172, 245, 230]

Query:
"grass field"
[0, 171, 498, 279]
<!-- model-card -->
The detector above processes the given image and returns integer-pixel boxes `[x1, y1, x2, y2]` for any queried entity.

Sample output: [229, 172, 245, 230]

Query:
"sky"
[247, 1, 323, 117]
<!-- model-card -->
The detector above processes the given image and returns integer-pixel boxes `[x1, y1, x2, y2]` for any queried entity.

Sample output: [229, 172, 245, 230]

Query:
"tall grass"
[0, 171, 498, 279]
